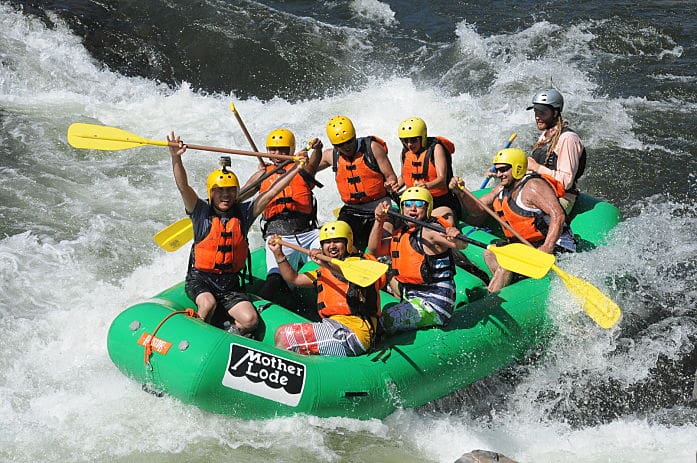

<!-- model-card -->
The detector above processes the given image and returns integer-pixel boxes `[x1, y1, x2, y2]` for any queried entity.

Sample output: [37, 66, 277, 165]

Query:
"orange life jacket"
[316, 254, 383, 318]
[492, 173, 566, 243]
[333, 136, 388, 204]
[260, 163, 314, 220]
[401, 136, 455, 197]
[192, 214, 249, 274]
[390, 216, 455, 285]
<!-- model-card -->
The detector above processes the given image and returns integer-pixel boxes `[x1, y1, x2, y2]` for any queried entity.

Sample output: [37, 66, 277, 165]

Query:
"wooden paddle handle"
[458, 187, 533, 246]
[229, 102, 264, 168]
[229, 103, 259, 152]
[276, 239, 333, 265]
[170, 141, 296, 161]
[385, 209, 486, 250]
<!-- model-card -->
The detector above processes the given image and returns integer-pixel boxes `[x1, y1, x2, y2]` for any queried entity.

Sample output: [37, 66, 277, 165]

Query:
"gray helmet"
[526, 88, 564, 112]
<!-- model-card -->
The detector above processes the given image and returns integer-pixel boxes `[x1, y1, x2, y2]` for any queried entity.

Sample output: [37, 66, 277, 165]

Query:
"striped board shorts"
[276, 318, 367, 357]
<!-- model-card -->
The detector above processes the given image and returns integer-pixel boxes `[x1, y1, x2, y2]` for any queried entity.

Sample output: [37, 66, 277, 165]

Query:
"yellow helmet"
[492, 148, 527, 180]
[400, 186, 433, 216]
[266, 128, 296, 153]
[398, 117, 427, 146]
[319, 220, 354, 252]
[206, 168, 239, 201]
[325, 115, 356, 145]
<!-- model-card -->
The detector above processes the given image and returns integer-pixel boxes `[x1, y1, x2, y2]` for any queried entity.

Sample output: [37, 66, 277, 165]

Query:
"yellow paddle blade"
[67, 123, 169, 151]
[153, 217, 193, 252]
[551, 264, 622, 329]
[330, 257, 388, 287]
[489, 243, 555, 279]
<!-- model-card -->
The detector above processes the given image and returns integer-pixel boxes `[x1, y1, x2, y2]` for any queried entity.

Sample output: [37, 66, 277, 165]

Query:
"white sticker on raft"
[222, 343, 306, 407]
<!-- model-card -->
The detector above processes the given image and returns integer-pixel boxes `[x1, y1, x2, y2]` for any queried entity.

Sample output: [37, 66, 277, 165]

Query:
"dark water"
[1, 1, 696, 461]
[13, 0, 697, 207]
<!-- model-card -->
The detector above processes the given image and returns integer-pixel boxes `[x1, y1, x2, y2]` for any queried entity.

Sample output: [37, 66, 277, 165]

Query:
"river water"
[1, 1, 695, 462]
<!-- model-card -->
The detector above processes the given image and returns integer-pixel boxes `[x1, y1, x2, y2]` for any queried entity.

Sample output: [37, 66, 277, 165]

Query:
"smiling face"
[210, 186, 238, 212]
[401, 199, 429, 221]
[493, 163, 514, 187]
[320, 238, 347, 259]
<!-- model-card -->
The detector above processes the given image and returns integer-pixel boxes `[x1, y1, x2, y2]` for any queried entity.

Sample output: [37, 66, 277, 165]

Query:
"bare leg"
[195, 292, 217, 322]
[487, 267, 512, 293]
[274, 325, 291, 349]
[484, 249, 512, 293]
[228, 300, 259, 335]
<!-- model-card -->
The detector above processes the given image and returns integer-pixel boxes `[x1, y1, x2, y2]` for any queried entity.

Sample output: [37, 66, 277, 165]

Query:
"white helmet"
[527, 88, 564, 112]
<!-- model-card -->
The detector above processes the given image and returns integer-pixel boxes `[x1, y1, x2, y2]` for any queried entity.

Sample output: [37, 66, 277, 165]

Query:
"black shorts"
[338, 206, 375, 252]
[433, 191, 463, 223]
[185, 269, 250, 311]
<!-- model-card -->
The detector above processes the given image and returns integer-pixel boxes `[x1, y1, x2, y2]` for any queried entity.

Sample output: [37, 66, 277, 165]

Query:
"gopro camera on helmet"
[219, 156, 232, 172]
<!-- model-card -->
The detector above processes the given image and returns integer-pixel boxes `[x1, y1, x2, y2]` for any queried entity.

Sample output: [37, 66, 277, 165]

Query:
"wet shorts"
[185, 269, 250, 311]
[380, 297, 447, 335]
[276, 318, 367, 357]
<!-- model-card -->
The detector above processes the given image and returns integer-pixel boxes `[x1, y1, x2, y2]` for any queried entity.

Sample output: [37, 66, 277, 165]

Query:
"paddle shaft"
[229, 102, 264, 168]
[277, 239, 334, 266]
[239, 160, 293, 197]
[386, 209, 485, 250]
[172, 141, 295, 161]
[228, 106, 324, 188]
[459, 186, 533, 246]
[479, 133, 518, 189]
[462, 185, 623, 329]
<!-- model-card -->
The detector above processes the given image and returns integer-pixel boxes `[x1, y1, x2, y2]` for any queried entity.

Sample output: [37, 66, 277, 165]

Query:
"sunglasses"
[402, 199, 427, 208]
[268, 147, 291, 154]
[493, 164, 512, 173]
[333, 138, 354, 148]
[400, 137, 421, 144]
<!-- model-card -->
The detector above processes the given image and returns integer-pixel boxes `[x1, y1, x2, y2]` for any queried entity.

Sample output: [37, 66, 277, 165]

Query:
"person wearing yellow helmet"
[240, 128, 324, 308]
[367, 187, 466, 334]
[166, 131, 308, 336]
[476, 147, 576, 293]
[267, 221, 386, 356]
[396, 117, 461, 222]
[526, 88, 587, 213]
[313, 115, 398, 251]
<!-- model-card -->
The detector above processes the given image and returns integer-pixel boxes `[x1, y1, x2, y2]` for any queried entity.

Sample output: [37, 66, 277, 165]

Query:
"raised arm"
[303, 138, 324, 177]
[237, 165, 266, 202]
[250, 153, 308, 219]
[168, 131, 199, 214]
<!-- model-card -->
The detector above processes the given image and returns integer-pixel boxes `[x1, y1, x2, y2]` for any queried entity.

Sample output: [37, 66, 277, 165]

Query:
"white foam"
[349, 0, 397, 26]
[1, 3, 695, 462]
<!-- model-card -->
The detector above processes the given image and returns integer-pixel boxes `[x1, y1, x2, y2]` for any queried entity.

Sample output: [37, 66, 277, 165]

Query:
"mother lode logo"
[221, 343, 306, 406]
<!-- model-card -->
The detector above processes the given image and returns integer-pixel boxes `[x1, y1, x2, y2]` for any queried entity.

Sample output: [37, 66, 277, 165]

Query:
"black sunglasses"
[334, 138, 354, 148]
[493, 165, 512, 173]
[267, 147, 291, 154]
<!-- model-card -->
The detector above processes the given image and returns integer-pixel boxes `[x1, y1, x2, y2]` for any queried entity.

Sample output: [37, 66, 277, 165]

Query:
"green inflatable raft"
[107, 193, 620, 420]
